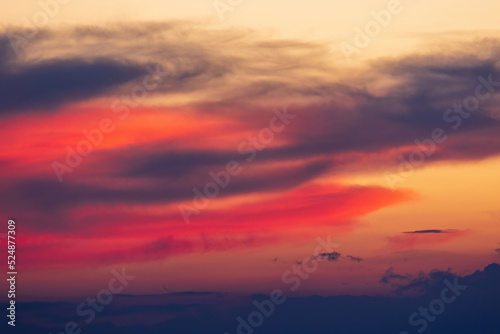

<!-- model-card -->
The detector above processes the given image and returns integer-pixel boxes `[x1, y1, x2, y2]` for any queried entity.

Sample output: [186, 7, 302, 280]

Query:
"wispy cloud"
[386, 229, 471, 251]
[403, 230, 449, 234]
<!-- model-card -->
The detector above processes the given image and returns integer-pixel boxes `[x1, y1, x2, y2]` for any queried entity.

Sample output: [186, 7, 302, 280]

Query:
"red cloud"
[18, 184, 414, 267]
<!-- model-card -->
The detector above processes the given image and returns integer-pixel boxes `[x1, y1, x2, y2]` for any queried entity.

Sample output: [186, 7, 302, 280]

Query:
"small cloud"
[380, 267, 455, 295]
[380, 267, 411, 284]
[403, 230, 447, 234]
[387, 229, 470, 251]
[310, 251, 342, 262]
[308, 252, 363, 263]
[317, 252, 342, 262]
[346, 255, 363, 262]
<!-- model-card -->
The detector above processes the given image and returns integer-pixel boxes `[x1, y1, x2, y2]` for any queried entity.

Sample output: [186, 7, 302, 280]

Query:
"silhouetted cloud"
[10, 263, 500, 334]
[387, 229, 470, 250]
[346, 255, 363, 262]
[403, 230, 448, 234]
[0, 57, 146, 114]
[309, 252, 363, 263]
[380, 266, 460, 295]
[380, 267, 411, 284]
[318, 252, 341, 262]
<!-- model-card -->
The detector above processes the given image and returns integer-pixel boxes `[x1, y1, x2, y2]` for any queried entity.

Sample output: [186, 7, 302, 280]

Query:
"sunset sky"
[1, 1, 500, 333]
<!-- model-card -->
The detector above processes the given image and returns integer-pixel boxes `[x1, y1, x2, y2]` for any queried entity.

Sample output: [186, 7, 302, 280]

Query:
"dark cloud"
[309, 252, 362, 263]
[0, 160, 330, 218]
[11, 263, 500, 334]
[0, 57, 146, 114]
[92, 35, 500, 186]
[380, 267, 412, 285]
[120, 150, 240, 179]
[2, 24, 500, 163]
[346, 255, 363, 262]
[403, 230, 448, 234]
[0, 36, 16, 65]
[387, 229, 469, 250]
[380, 267, 460, 295]
[393, 269, 455, 294]
[318, 252, 341, 262]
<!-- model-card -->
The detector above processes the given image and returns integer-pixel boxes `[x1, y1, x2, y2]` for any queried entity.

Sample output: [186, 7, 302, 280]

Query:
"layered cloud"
[1, 22, 500, 272]
[0, 58, 146, 113]
[14, 183, 410, 266]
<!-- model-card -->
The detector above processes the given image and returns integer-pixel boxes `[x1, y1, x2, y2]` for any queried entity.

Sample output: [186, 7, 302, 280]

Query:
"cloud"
[2, 24, 500, 176]
[309, 252, 363, 263]
[403, 229, 448, 234]
[1, 22, 500, 269]
[380, 262, 500, 296]
[13, 184, 411, 266]
[380, 267, 455, 295]
[0, 160, 333, 216]
[0, 57, 146, 114]
[380, 267, 411, 284]
[386, 229, 470, 251]
[317, 252, 342, 262]
[17, 263, 500, 334]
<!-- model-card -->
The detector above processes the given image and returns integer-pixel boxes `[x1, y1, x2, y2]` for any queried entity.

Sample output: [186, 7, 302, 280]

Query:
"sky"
[1, 1, 500, 333]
